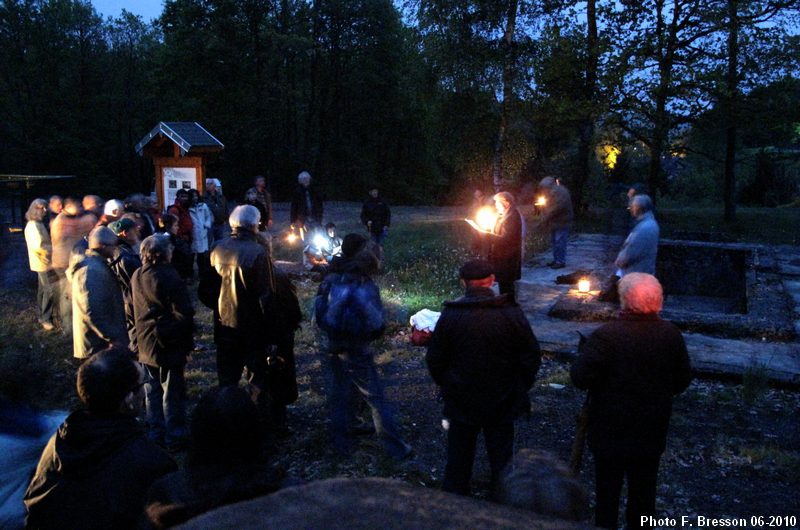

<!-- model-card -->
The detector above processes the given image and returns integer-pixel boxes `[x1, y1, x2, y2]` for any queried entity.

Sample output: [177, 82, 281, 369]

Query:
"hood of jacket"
[50, 410, 143, 477]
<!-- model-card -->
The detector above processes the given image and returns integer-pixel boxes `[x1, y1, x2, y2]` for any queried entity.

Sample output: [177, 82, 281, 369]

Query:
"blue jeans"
[551, 227, 570, 265]
[144, 363, 188, 447]
[327, 343, 410, 459]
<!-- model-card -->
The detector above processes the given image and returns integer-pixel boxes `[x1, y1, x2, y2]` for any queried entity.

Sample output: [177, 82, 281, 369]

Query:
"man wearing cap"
[108, 218, 143, 354]
[426, 259, 541, 496]
[67, 226, 128, 359]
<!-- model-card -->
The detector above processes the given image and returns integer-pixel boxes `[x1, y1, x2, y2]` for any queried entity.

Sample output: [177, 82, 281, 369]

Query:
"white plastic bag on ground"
[409, 309, 441, 333]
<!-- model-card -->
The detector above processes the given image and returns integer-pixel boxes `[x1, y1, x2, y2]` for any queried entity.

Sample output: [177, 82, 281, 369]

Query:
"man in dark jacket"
[315, 234, 412, 460]
[426, 259, 541, 496]
[570, 273, 692, 530]
[537, 176, 574, 269]
[132, 234, 195, 451]
[487, 192, 523, 302]
[360, 187, 391, 250]
[204, 178, 229, 243]
[108, 218, 142, 354]
[290, 171, 323, 231]
[209, 205, 275, 416]
[24, 348, 176, 530]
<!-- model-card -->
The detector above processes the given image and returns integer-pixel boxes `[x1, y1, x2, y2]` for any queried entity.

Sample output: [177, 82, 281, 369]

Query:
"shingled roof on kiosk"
[135, 122, 224, 156]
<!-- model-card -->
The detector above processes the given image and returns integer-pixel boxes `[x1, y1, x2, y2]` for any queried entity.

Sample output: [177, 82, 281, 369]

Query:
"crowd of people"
[12, 172, 692, 530]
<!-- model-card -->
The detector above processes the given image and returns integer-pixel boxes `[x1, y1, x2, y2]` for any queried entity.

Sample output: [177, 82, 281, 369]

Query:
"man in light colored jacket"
[615, 194, 660, 276]
[68, 226, 127, 359]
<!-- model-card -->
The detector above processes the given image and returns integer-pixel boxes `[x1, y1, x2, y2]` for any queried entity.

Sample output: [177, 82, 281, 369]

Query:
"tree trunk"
[723, 0, 738, 222]
[573, 0, 598, 212]
[491, 0, 518, 193]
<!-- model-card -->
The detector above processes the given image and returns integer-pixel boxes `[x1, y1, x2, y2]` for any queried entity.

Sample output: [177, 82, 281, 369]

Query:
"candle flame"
[578, 279, 591, 293]
[475, 207, 497, 231]
[535, 196, 546, 207]
[286, 232, 298, 243]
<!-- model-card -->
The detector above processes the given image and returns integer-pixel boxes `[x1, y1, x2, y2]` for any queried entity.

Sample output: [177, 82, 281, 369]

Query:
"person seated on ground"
[142, 387, 286, 529]
[302, 223, 340, 274]
[24, 348, 176, 530]
[599, 194, 660, 302]
[570, 273, 692, 530]
[496, 449, 588, 522]
[426, 259, 540, 496]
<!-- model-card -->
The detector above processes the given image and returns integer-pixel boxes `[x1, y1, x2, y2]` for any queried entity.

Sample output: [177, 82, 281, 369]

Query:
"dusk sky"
[91, 0, 164, 21]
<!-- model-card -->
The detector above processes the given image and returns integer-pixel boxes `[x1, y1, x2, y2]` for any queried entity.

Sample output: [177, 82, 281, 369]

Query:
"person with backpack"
[314, 234, 412, 460]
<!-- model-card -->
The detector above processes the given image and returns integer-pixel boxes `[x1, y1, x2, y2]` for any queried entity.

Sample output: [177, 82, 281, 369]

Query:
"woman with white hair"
[487, 191, 523, 302]
[570, 273, 692, 530]
[24, 199, 57, 330]
[290, 170, 323, 230]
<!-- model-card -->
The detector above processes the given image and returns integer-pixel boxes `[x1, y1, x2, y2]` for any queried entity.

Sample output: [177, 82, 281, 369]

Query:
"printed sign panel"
[162, 167, 197, 209]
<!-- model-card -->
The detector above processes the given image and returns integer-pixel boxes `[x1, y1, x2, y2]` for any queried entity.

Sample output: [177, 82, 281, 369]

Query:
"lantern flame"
[578, 278, 591, 293]
[475, 207, 497, 232]
[286, 232, 298, 244]
[535, 196, 546, 207]
[312, 233, 327, 249]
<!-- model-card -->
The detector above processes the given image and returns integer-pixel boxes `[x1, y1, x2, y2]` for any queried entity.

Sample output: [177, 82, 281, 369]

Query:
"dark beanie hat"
[342, 233, 368, 258]
[459, 259, 494, 280]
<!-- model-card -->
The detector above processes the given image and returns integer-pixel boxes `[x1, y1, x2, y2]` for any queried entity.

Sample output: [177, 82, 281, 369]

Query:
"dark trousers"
[442, 419, 514, 496]
[216, 335, 285, 427]
[594, 452, 661, 530]
[36, 271, 56, 324]
[327, 343, 410, 459]
[144, 363, 188, 447]
[551, 227, 570, 265]
[54, 268, 72, 335]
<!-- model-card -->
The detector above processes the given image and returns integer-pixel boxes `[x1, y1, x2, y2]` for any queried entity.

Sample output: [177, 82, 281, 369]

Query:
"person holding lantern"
[486, 192, 523, 302]
[537, 176, 574, 269]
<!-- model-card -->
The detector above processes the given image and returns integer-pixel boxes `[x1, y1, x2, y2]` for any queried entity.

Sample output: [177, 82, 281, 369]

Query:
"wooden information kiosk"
[135, 122, 224, 210]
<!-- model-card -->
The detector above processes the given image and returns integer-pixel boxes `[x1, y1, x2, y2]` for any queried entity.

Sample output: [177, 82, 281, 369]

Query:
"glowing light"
[312, 233, 327, 249]
[286, 233, 298, 244]
[597, 144, 621, 170]
[578, 279, 591, 293]
[535, 196, 546, 207]
[475, 206, 497, 231]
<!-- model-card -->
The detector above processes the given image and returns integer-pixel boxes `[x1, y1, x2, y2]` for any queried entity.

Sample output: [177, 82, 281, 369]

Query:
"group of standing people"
[17, 172, 688, 530]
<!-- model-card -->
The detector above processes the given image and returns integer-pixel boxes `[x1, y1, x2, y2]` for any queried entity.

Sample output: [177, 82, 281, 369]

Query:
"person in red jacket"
[167, 189, 194, 247]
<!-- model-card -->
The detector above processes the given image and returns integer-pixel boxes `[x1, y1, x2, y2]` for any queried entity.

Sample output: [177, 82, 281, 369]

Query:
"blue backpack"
[315, 272, 385, 341]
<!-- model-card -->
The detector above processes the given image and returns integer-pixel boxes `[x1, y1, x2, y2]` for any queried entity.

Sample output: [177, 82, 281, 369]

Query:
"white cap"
[103, 199, 124, 217]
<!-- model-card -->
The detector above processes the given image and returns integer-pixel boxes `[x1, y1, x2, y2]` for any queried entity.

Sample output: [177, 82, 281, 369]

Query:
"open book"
[464, 218, 494, 234]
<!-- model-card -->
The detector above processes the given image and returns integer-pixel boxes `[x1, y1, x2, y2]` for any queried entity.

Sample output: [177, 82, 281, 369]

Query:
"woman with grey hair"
[24, 199, 57, 330]
[486, 192, 523, 302]
[570, 273, 691, 530]
[132, 234, 194, 451]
